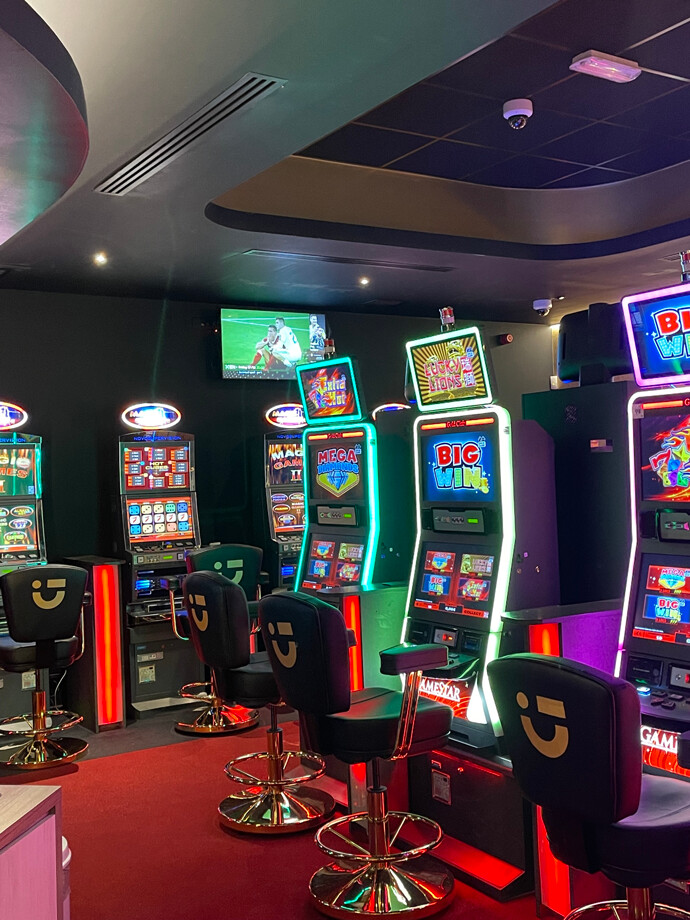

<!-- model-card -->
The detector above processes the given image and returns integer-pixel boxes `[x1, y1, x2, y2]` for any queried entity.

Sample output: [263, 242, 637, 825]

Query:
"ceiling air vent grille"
[95, 73, 286, 196]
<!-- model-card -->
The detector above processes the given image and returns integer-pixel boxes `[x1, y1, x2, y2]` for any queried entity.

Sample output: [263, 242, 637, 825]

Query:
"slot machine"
[294, 357, 415, 688]
[117, 402, 203, 718]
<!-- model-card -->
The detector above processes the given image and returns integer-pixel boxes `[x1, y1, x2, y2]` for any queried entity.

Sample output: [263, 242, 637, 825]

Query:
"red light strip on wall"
[93, 563, 124, 727]
[342, 594, 363, 691]
[529, 623, 561, 657]
[640, 400, 685, 409]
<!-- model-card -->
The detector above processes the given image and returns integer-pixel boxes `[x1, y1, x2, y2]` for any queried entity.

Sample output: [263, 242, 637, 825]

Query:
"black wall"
[0, 290, 552, 559]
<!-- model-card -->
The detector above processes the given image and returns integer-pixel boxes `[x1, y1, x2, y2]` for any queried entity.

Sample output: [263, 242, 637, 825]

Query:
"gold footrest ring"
[219, 786, 335, 835]
[1, 735, 88, 770]
[178, 681, 213, 701]
[315, 812, 442, 864]
[310, 855, 455, 918]
[224, 749, 326, 787]
[175, 702, 259, 735]
[565, 902, 690, 920]
[0, 710, 83, 737]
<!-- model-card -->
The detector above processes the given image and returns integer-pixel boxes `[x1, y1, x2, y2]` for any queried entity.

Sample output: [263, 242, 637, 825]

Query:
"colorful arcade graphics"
[0, 404, 45, 571]
[294, 357, 416, 689]
[403, 327, 558, 746]
[264, 428, 305, 587]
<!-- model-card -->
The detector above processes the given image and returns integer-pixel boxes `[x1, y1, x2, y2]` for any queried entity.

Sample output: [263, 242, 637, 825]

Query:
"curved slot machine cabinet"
[402, 327, 559, 900]
[0, 403, 49, 720]
[117, 403, 203, 719]
[263, 416, 305, 589]
[294, 358, 415, 689]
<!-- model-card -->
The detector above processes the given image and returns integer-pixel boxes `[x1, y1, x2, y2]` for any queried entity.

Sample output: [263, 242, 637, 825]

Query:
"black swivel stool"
[0, 565, 89, 769]
[488, 653, 690, 920]
[260, 591, 456, 918]
[168, 543, 267, 735]
[183, 570, 335, 833]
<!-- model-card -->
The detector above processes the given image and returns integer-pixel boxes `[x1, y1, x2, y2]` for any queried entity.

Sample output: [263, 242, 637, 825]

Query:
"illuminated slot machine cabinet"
[402, 326, 559, 900]
[0, 401, 48, 718]
[263, 404, 306, 588]
[294, 357, 415, 687]
[617, 281, 690, 785]
[117, 403, 203, 718]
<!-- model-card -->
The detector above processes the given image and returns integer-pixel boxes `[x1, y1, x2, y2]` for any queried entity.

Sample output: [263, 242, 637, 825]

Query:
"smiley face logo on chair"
[189, 594, 208, 631]
[213, 559, 243, 585]
[31, 578, 67, 610]
[267, 621, 297, 668]
[516, 691, 569, 759]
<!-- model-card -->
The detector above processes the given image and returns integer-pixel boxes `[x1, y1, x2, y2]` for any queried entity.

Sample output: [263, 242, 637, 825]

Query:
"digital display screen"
[221, 310, 326, 380]
[623, 285, 690, 386]
[302, 539, 365, 590]
[640, 410, 690, 502]
[298, 359, 361, 423]
[420, 427, 496, 504]
[0, 501, 37, 553]
[266, 440, 303, 486]
[125, 495, 196, 545]
[412, 541, 494, 618]
[269, 491, 305, 534]
[0, 446, 37, 497]
[407, 329, 490, 410]
[308, 438, 366, 502]
[122, 443, 191, 491]
[633, 555, 690, 645]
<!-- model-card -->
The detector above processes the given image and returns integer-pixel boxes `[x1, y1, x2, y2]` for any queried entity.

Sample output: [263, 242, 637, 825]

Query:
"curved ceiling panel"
[0, 0, 88, 246]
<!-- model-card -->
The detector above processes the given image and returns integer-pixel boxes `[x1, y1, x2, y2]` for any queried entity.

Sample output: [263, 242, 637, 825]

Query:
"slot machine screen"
[419, 423, 496, 504]
[412, 542, 494, 621]
[639, 409, 690, 503]
[301, 538, 365, 590]
[266, 439, 303, 486]
[125, 495, 196, 546]
[0, 446, 37, 497]
[269, 490, 305, 534]
[121, 442, 192, 491]
[0, 501, 38, 553]
[298, 359, 363, 423]
[632, 554, 690, 646]
[623, 285, 690, 386]
[308, 438, 366, 503]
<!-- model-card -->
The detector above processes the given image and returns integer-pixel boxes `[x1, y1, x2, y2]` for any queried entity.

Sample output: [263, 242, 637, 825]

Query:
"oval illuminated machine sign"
[265, 403, 306, 430]
[121, 403, 181, 430]
[0, 402, 28, 431]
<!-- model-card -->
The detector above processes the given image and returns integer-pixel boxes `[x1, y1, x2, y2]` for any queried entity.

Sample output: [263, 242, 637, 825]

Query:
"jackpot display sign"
[639, 410, 690, 502]
[0, 446, 37, 496]
[297, 358, 363, 424]
[623, 283, 690, 386]
[406, 327, 491, 411]
[421, 427, 496, 503]
[121, 443, 191, 491]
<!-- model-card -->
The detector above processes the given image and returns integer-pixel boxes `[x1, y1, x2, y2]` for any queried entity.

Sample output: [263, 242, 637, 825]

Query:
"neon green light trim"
[296, 356, 365, 426]
[405, 325, 493, 413]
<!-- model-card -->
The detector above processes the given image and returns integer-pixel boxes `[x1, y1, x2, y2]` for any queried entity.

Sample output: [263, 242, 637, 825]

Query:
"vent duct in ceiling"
[241, 250, 454, 273]
[95, 73, 286, 196]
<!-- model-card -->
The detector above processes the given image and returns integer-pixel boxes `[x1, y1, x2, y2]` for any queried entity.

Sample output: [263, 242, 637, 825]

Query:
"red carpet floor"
[1, 724, 539, 920]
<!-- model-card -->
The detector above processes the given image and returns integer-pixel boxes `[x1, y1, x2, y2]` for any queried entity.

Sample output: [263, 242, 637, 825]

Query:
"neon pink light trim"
[622, 281, 690, 388]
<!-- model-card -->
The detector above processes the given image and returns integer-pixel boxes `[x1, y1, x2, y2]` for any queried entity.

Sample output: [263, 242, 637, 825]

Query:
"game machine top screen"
[221, 309, 327, 380]
[301, 538, 366, 591]
[0, 444, 39, 498]
[632, 555, 690, 652]
[123, 495, 198, 551]
[638, 406, 690, 505]
[266, 438, 303, 487]
[297, 357, 366, 426]
[119, 437, 195, 493]
[406, 326, 492, 413]
[419, 417, 498, 508]
[306, 431, 367, 506]
[622, 282, 690, 388]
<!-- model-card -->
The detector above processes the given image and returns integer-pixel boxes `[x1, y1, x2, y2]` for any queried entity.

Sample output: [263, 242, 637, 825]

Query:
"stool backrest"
[259, 592, 350, 714]
[0, 564, 87, 643]
[488, 654, 641, 825]
[186, 544, 263, 599]
[182, 570, 250, 671]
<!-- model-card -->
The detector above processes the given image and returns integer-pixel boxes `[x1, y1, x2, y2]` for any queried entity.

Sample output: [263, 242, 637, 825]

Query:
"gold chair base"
[219, 786, 335, 834]
[565, 901, 690, 920]
[175, 703, 259, 735]
[1, 735, 88, 770]
[310, 856, 455, 918]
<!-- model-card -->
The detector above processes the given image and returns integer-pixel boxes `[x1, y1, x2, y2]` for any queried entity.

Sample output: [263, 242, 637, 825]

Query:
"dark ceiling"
[297, 0, 690, 189]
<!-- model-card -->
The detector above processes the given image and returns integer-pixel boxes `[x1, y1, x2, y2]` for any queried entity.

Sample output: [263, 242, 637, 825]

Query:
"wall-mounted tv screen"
[640, 409, 690, 503]
[221, 309, 326, 380]
[419, 421, 496, 504]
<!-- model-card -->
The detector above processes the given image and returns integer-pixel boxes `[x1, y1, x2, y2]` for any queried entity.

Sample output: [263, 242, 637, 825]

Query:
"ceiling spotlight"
[358, 276, 370, 287]
[569, 50, 641, 83]
[93, 251, 108, 266]
[556, 295, 566, 301]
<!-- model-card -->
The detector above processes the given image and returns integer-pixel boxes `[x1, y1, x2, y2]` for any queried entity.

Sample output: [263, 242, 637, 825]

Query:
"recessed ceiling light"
[93, 251, 108, 266]
[556, 295, 565, 301]
[358, 276, 370, 287]
[569, 50, 641, 84]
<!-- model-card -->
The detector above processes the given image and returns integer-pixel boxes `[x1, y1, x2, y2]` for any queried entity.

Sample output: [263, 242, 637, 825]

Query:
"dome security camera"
[533, 299, 552, 317]
[503, 98, 533, 130]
